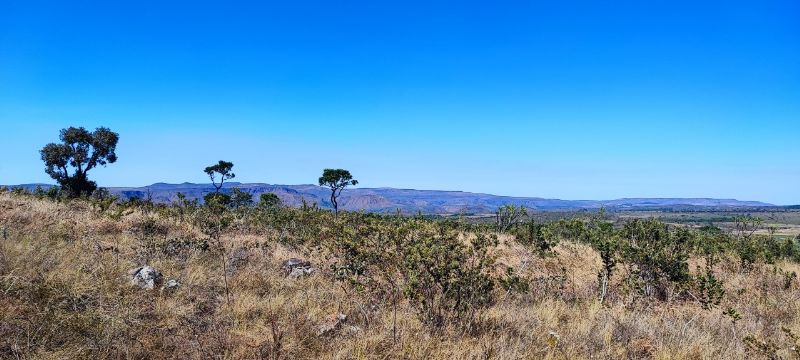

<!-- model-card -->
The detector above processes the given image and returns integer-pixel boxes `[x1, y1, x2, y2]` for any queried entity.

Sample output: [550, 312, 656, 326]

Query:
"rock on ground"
[130, 265, 163, 290]
[281, 258, 315, 278]
[317, 313, 347, 336]
[164, 279, 181, 290]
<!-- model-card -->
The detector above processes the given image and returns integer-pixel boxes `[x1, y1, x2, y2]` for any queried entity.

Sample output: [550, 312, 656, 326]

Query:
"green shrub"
[401, 229, 497, 329]
[500, 266, 529, 295]
[694, 269, 725, 310]
[513, 221, 558, 257]
[620, 219, 692, 300]
[259, 193, 282, 208]
[328, 218, 499, 331]
[230, 188, 253, 209]
[693, 225, 728, 271]
[90, 188, 118, 213]
[495, 204, 527, 233]
[584, 215, 618, 303]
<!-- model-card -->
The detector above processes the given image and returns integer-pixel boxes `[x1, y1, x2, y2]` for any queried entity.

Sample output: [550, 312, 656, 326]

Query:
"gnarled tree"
[203, 160, 235, 207]
[318, 168, 358, 214]
[40, 126, 119, 197]
[204, 160, 235, 193]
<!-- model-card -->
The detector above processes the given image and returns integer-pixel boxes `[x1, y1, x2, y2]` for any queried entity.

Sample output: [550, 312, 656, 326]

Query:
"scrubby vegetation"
[4, 128, 800, 358]
[2, 186, 800, 359]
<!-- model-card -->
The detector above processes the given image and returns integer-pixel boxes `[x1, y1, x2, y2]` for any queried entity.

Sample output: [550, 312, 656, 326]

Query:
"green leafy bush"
[513, 221, 558, 257]
[401, 229, 497, 329]
[694, 269, 725, 310]
[620, 219, 692, 300]
[495, 204, 527, 233]
[584, 214, 618, 303]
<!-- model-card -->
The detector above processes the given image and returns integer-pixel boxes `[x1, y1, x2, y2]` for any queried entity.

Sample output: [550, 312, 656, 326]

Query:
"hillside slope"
[1, 191, 799, 359]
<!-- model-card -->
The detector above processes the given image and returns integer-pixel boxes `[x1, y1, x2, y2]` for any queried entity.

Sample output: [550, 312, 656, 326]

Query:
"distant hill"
[9, 182, 777, 214]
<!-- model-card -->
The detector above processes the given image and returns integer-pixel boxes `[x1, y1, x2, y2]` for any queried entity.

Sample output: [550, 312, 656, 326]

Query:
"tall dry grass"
[1, 192, 799, 359]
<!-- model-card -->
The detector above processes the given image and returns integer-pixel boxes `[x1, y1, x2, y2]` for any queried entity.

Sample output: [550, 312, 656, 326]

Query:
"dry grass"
[1, 193, 800, 359]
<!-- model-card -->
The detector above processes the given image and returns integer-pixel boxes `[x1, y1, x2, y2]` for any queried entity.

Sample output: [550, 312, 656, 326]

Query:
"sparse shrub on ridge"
[324, 215, 501, 332]
[401, 227, 498, 330]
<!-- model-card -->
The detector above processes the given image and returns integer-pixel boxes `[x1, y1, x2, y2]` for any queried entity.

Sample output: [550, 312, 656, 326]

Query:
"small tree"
[230, 188, 253, 209]
[620, 219, 692, 300]
[204, 160, 235, 193]
[496, 204, 527, 233]
[584, 212, 618, 304]
[318, 168, 358, 214]
[259, 193, 282, 208]
[40, 126, 119, 197]
[201, 160, 236, 305]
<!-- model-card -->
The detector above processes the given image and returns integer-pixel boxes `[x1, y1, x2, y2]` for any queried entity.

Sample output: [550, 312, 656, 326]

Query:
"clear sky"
[1, 1, 798, 204]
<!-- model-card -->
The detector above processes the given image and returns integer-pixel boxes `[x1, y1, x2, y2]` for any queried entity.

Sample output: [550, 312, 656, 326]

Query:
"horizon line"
[5, 181, 783, 206]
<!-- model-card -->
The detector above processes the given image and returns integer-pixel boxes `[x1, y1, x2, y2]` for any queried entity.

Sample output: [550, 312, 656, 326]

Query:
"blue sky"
[1, 1, 798, 204]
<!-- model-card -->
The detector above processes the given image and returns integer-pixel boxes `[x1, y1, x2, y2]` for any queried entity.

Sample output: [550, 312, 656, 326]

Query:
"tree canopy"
[318, 168, 358, 214]
[204, 160, 235, 192]
[40, 126, 119, 197]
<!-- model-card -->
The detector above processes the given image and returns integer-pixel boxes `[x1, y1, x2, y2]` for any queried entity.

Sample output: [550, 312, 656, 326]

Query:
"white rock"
[164, 279, 181, 290]
[130, 265, 163, 290]
[282, 258, 315, 279]
[289, 266, 315, 279]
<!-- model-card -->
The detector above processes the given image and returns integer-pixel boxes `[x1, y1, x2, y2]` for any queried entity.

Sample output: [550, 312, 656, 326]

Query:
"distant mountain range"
[10, 182, 777, 214]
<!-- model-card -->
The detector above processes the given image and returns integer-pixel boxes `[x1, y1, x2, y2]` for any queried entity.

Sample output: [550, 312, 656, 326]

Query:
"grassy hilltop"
[2, 189, 800, 359]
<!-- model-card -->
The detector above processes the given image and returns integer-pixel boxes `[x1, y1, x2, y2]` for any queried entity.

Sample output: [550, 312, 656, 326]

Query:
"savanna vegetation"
[1, 127, 800, 359]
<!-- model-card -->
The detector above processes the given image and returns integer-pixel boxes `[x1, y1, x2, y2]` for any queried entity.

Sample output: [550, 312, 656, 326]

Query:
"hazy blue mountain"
[9, 182, 776, 214]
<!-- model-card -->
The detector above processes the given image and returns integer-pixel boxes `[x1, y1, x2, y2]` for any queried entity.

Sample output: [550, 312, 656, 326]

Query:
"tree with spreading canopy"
[318, 168, 358, 214]
[40, 126, 119, 197]
[204, 160, 235, 193]
[203, 160, 235, 207]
